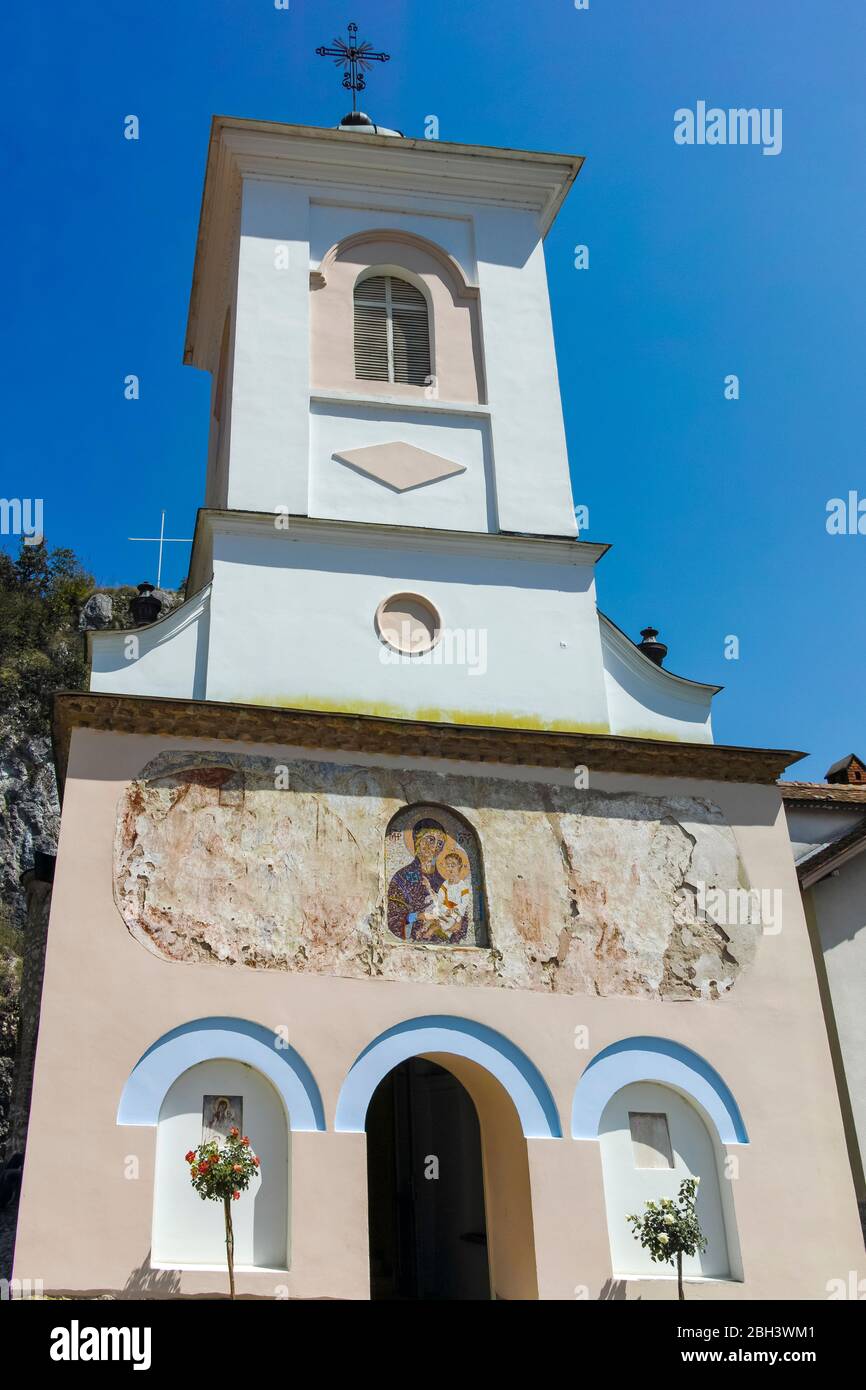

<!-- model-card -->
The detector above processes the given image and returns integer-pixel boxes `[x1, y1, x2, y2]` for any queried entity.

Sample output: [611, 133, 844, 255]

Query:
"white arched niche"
[598, 1080, 741, 1283]
[152, 1059, 290, 1271]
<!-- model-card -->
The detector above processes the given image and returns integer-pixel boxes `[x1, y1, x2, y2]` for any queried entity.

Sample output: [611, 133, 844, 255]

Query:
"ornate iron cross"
[315, 21, 390, 113]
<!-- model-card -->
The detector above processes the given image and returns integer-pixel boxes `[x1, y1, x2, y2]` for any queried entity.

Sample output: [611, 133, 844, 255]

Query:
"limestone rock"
[78, 593, 113, 631]
[0, 735, 59, 930]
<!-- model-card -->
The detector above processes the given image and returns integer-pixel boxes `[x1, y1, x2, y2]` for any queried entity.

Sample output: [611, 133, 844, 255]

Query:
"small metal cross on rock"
[316, 21, 390, 113]
[128, 510, 193, 589]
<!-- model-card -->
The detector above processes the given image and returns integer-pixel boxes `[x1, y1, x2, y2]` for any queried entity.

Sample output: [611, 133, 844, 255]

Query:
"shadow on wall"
[598, 1277, 631, 1301]
[120, 1251, 181, 1300]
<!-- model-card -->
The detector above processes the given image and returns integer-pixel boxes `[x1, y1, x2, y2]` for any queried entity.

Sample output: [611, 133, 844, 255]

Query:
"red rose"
[232, 1164, 242, 1172]
[253, 1156, 260, 1167]
[185, 1150, 195, 1163]
[241, 1136, 250, 1146]
[232, 1190, 240, 1200]
[229, 1126, 240, 1138]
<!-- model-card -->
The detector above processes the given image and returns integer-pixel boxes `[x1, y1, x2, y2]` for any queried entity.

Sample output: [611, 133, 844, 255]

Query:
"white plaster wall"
[206, 301, 237, 512]
[601, 624, 714, 742]
[204, 523, 609, 728]
[89, 588, 211, 699]
[228, 179, 310, 514]
[810, 852, 866, 1172]
[218, 172, 577, 537]
[473, 207, 576, 537]
[85, 543, 714, 744]
[152, 1060, 289, 1271]
[598, 1082, 731, 1280]
[309, 401, 494, 531]
[310, 200, 477, 283]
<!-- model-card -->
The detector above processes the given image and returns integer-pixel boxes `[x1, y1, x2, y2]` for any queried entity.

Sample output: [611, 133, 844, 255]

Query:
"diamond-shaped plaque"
[332, 442, 467, 493]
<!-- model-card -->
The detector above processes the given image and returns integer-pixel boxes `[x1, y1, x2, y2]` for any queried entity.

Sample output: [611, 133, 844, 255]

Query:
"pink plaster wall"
[12, 728, 863, 1300]
[310, 232, 485, 404]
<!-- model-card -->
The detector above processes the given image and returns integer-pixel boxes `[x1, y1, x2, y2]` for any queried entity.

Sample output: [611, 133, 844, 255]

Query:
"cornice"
[52, 690, 804, 796]
[193, 508, 610, 567]
[217, 119, 583, 216]
[309, 389, 491, 419]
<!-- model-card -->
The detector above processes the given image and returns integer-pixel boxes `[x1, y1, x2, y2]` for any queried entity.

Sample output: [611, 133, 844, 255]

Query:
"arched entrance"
[366, 1058, 491, 1300]
[340, 1016, 553, 1299]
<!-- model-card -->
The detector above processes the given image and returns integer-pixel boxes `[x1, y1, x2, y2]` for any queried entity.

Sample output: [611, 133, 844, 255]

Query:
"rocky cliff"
[0, 558, 182, 1156]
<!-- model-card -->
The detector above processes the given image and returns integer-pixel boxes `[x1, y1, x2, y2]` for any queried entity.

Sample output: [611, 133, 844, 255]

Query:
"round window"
[376, 592, 442, 655]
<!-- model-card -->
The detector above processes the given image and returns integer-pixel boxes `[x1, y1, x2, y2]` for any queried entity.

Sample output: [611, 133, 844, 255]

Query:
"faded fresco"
[385, 806, 486, 946]
[114, 750, 758, 1000]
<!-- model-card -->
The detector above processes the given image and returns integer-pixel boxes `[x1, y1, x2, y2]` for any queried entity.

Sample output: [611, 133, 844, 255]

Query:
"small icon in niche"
[202, 1094, 243, 1144]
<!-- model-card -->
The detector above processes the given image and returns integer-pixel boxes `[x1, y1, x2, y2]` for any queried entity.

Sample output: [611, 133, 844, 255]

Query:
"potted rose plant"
[185, 1126, 261, 1299]
[626, 1176, 707, 1300]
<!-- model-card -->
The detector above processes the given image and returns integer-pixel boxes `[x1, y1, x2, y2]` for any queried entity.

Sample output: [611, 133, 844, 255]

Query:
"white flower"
[664, 1214, 675, 1224]
[658, 1233, 669, 1245]
[694, 1176, 701, 1185]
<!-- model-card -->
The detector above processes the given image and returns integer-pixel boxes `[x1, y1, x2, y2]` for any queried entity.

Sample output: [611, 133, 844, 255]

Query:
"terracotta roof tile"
[780, 782, 866, 803]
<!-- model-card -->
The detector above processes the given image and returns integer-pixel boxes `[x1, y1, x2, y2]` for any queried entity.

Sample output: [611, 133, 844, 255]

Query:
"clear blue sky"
[2, 1, 864, 777]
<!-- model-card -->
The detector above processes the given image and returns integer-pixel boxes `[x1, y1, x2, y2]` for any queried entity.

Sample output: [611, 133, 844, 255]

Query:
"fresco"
[114, 751, 752, 998]
[385, 805, 487, 946]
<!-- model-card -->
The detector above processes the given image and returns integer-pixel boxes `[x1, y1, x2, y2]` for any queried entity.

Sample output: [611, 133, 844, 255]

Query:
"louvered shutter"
[354, 276, 389, 380]
[353, 275, 431, 385]
[389, 279, 431, 385]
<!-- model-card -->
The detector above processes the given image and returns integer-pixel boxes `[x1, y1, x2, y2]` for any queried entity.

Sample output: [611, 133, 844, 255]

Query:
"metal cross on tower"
[315, 21, 390, 114]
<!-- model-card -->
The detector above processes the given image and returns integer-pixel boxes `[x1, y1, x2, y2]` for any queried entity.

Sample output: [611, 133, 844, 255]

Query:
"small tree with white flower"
[626, 1176, 707, 1300]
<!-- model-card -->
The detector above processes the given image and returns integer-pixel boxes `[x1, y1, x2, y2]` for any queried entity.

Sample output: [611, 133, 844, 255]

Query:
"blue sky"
[2, 1, 863, 777]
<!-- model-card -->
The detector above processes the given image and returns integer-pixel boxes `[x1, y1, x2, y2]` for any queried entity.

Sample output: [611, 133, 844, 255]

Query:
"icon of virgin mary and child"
[387, 818, 472, 944]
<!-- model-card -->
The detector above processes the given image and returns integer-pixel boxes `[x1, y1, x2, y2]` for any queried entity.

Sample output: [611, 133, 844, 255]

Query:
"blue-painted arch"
[571, 1035, 748, 1145]
[335, 1015, 561, 1139]
[117, 1016, 326, 1132]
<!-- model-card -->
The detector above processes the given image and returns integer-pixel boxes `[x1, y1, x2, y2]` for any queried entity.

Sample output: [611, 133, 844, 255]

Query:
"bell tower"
[91, 63, 718, 745]
[186, 112, 583, 539]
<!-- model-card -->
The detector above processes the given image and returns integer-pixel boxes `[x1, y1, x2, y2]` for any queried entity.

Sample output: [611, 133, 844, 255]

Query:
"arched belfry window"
[354, 274, 431, 386]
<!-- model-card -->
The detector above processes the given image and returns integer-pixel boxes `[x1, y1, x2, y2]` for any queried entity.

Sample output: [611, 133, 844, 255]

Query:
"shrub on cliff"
[0, 542, 92, 739]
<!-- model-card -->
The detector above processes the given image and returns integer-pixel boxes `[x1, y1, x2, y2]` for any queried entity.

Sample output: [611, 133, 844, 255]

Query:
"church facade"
[12, 114, 863, 1299]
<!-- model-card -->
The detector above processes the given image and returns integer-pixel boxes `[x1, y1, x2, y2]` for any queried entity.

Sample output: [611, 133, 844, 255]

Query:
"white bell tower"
[187, 117, 583, 539]
[90, 106, 719, 746]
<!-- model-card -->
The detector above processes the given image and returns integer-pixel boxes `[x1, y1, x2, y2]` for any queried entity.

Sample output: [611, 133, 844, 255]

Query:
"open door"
[366, 1057, 490, 1300]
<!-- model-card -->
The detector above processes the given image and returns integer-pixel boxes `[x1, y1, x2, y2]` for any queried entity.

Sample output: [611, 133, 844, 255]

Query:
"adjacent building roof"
[825, 752, 866, 785]
[780, 782, 866, 804]
[781, 773, 866, 886]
